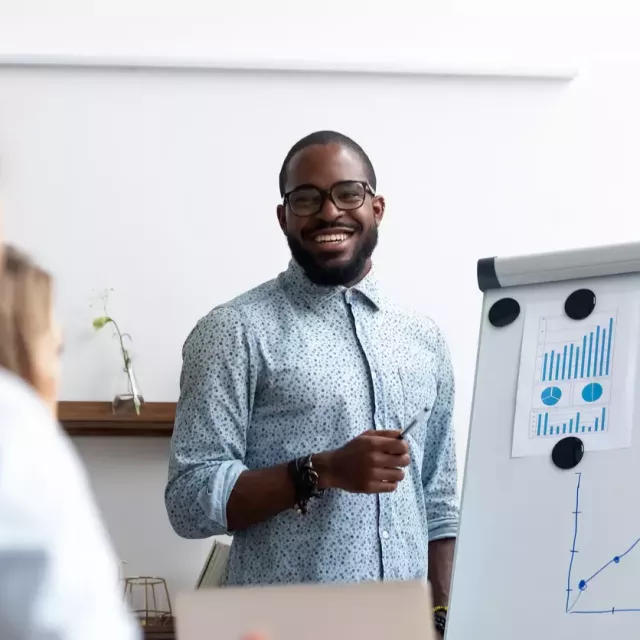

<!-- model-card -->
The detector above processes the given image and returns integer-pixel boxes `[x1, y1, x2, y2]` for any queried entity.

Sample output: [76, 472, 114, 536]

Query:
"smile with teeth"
[314, 232, 353, 244]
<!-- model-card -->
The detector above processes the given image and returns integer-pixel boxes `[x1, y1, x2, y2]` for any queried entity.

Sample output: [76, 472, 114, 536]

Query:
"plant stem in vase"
[92, 291, 144, 415]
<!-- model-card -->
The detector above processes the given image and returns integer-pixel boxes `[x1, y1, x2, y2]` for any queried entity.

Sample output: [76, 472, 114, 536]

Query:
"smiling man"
[166, 131, 459, 636]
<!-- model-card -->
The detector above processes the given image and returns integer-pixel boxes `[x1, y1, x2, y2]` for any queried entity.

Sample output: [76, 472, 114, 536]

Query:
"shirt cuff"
[197, 460, 248, 532]
[428, 517, 458, 541]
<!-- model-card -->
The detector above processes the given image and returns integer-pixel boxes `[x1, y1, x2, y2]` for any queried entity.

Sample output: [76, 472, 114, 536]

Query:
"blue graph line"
[580, 538, 640, 587]
[566, 474, 640, 615]
[565, 473, 581, 612]
[571, 608, 640, 614]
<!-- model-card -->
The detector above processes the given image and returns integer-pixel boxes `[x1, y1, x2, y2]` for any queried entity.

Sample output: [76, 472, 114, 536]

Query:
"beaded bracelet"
[287, 454, 324, 515]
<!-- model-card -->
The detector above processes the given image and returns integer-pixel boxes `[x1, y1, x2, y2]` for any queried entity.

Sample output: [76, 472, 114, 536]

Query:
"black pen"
[398, 408, 428, 439]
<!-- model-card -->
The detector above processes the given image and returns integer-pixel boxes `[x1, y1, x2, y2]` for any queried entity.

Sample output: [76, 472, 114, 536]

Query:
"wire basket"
[123, 576, 173, 627]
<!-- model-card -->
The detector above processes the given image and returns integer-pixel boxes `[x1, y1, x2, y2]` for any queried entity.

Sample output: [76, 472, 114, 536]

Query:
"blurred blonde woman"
[0, 245, 62, 413]
[0, 246, 262, 640]
[0, 243, 138, 640]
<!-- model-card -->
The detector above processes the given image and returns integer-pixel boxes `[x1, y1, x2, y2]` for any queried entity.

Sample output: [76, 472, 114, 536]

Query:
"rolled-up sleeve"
[422, 328, 459, 541]
[165, 305, 256, 539]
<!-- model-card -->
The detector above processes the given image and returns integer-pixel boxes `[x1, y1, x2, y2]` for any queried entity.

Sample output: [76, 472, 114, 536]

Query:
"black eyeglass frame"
[283, 180, 376, 218]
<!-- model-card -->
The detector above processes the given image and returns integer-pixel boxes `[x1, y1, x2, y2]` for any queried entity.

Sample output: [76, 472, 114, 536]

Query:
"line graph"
[566, 473, 640, 615]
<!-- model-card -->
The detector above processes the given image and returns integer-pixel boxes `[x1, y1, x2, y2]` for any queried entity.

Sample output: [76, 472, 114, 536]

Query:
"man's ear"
[373, 196, 385, 226]
[276, 205, 287, 234]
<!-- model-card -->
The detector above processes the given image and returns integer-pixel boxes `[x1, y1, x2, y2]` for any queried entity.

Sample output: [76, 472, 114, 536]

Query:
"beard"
[286, 224, 379, 286]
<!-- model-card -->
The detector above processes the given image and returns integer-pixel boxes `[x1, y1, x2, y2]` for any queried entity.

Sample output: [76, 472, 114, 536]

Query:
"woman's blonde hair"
[0, 245, 53, 386]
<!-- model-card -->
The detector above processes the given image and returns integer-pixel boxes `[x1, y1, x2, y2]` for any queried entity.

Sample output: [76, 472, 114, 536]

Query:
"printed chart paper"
[512, 298, 638, 458]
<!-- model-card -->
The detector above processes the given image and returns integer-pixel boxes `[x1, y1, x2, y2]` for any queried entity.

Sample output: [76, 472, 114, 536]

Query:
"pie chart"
[541, 386, 562, 406]
[582, 382, 603, 403]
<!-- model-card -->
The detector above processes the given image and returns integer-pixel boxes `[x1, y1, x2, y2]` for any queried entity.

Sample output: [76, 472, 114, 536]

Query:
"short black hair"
[278, 130, 377, 197]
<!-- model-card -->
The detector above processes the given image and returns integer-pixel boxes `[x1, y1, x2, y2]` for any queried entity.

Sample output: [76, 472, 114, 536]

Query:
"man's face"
[277, 143, 385, 286]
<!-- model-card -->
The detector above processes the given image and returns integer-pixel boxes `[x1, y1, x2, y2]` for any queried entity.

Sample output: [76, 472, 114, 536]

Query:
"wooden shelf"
[58, 401, 176, 437]
[142, 618, 175, 640]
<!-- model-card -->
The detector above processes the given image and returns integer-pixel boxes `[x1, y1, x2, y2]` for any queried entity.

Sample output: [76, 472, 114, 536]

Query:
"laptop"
[175, 579, 435, 640]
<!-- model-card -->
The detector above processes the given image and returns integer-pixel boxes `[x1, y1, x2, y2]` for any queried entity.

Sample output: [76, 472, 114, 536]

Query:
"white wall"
[1, 8, 639, 599]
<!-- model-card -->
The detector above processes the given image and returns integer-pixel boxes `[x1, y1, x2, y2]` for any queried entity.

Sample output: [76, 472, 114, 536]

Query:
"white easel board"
[447, 241, 640, 640]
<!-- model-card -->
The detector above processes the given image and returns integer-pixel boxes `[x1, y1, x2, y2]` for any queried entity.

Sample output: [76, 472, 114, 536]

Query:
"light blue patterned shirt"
[165, 260, 459, 586]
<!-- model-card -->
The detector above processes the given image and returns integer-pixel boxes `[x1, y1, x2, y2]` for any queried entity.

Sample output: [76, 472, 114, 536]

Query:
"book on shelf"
[195, 538, 231, 588]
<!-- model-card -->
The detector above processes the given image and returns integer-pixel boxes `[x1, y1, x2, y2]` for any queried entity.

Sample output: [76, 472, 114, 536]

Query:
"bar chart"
[531, 406, 607, 437]
[515, 301, 632, 456]
[537, 313, 616, 383]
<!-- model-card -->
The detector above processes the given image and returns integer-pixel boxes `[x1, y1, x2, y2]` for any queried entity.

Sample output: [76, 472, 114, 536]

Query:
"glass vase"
[112, 361, 144, 415]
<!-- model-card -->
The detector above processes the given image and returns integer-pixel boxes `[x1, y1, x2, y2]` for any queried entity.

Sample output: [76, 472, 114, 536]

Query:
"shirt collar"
[280, 259, 383, 310]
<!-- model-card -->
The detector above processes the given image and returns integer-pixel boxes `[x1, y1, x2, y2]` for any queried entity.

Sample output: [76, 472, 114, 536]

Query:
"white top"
[0, 368, 139, 640]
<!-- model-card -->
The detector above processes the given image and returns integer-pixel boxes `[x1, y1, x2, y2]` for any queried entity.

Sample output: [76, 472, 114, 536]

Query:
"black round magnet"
[551, 437, 584, 470]
[488, 297, 521, 328]
[565, 289, 596, 320]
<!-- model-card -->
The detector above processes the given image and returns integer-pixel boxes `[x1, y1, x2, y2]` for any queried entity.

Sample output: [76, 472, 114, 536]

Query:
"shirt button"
[382, 530, 390, 540]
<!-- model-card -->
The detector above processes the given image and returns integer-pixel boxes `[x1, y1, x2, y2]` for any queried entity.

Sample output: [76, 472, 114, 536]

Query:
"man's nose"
[316, 195, 342, 222]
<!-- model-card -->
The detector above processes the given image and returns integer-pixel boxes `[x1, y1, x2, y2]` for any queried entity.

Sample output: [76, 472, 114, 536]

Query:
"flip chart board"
[448, 241, 640, 639]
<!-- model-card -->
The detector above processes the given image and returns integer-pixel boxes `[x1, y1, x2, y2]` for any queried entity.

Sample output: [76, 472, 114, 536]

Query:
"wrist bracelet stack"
[433, 606, 448, 635]
[287, 454, 324, 515]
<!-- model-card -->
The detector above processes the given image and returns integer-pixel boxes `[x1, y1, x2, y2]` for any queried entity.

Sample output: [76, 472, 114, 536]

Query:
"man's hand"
[227, 430, 409, 531]
[315, 430, 410, 493]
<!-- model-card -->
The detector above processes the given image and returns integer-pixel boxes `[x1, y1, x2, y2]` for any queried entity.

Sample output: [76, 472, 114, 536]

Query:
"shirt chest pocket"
[258, 364, 321, 417]
[256, 358, 373, 428]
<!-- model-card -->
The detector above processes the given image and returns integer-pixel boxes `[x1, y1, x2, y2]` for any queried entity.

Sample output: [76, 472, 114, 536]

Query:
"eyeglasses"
[284, 180, 375, 217]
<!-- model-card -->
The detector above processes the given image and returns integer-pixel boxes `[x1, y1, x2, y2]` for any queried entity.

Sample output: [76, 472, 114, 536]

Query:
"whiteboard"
[448, 242, 640, 639]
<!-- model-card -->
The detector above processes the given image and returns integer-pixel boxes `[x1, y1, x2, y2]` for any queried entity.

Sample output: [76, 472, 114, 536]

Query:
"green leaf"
[93, 316, 113, 330]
